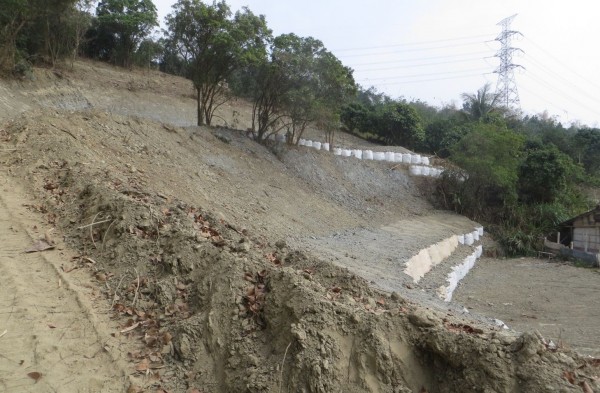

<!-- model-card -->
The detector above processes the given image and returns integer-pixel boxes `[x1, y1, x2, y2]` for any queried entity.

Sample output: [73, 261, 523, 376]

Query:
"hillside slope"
[1, 61, 598, 393]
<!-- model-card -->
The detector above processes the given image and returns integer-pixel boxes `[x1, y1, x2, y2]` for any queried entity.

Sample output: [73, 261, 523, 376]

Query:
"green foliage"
[433, 110, 593, 256]
[450, 124, 524, 207]
[272, 33, 356, 143]
[231, 32, 355, 143]
[423, 119, 471, 158]
[377, 102, 424, 149]
[518, 144, 583, 204]
[165, 0, 271, 126]
[340, 102, 371, 133]
[460, 83, 502, 122]
[0, 0, 80, 71]
[341, 89, 425, 149]
[133, 38, 162, 68]
[95, 0, 158, 68]
[571, 128, 600, 176]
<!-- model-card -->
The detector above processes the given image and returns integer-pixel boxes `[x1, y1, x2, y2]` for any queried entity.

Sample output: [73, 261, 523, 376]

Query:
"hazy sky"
[153, 0, 600, 127]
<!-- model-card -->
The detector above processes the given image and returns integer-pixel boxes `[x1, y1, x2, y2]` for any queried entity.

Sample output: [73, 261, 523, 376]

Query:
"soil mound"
[1, 62, 599, 392]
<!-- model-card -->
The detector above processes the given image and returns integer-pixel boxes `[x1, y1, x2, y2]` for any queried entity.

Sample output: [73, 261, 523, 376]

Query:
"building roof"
[559, 205, 600, 227]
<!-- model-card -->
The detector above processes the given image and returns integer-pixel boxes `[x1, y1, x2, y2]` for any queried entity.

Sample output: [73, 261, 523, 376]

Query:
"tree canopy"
[165, 0, 270, 126]
[95, 0, 158, 68]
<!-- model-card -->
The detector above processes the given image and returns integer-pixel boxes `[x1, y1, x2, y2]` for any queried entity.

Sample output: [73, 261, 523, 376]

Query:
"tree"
[165, 1, 270, 126]
[1, 0, 33, 72]
[423, 119, 471, 158]
[231, 32, 354, 143]
[96, 0, 158, 68]
[570, 128, 600, 176]
[461, 83, 501, 122]
[444, 124, 524, 219]
[272, 33, 355, 144]
[133, 37, 162, 69]
[518, 144, 581, 204]
[0, 0, 77, 72]
[69, 0, 96, 67]
[377, 102, 424, 149]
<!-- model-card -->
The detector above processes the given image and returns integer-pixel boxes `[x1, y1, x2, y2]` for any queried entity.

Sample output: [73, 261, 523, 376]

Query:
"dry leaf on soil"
[27, 372, 42, 383]
[120, 322, 140, 333]
[135, 358, 150, 372]
[580, 381, 593, 393]
[24, 239, 55, 253]
[563, 370, 576, 384]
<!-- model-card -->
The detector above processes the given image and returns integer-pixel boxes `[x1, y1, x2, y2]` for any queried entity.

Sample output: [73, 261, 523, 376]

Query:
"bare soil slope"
[1, 61, 599, 392]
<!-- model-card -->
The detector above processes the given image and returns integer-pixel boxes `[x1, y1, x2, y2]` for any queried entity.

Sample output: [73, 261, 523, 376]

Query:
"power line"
[338, 40, 490, 58]
[522, 73, 600, 119]
[350, 50, 493, 67]
[522, 54, 600, 107]
[357, 67, 490, 82]
[518, 84, 570, 118]
[524, 37, 600, 92]
[363, 72, 492, 86]
[354, 56, 489, 73]
[332, 33, 495, 52]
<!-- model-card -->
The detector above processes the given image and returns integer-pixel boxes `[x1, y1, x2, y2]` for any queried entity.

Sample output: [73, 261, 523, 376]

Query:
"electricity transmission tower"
[494, 14, 523, 111]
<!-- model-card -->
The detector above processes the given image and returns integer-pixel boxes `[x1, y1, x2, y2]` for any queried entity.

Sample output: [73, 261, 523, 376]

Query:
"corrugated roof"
[559, 205, 600, 227]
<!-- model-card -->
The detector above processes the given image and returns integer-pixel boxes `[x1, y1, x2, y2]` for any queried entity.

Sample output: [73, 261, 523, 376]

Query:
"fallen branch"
[278, 342, 292, 393]
[111, 275, 126, 309]
[101, 219, 116, 251]
[120, 322, 140, 333]
[59, 128, 77, 140]
[0, 330, 7, 339]
[77, 217, 112, 230]
[132, 268, 140, 307]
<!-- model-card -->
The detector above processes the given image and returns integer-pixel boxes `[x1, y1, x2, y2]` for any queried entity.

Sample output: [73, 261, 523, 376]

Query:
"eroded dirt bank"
[1, 62, 599, 392]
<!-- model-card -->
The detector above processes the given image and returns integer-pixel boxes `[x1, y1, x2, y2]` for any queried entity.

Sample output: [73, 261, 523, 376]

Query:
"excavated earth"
[0, 60, 599, 392]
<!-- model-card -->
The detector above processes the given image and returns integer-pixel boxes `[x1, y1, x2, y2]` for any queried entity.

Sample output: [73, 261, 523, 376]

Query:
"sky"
[152, 0, 600, 127]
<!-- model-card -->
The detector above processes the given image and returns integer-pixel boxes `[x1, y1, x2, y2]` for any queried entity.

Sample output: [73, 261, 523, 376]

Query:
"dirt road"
[0, 176, 127, 392]
[454, 257, 600, 357]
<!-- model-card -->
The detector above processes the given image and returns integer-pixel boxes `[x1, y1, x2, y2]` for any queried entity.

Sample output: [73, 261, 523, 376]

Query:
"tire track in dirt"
[0, 179, 126, 392]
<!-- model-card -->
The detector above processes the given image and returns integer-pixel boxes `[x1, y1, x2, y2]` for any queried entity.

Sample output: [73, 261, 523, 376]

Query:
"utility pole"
[494, 14, 523, 111]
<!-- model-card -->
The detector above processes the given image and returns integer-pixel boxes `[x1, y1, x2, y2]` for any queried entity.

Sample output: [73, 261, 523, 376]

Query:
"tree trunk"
[196, 87, 204, 126]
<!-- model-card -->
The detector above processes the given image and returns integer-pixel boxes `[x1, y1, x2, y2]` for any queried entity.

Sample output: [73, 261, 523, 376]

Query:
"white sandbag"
[298, 138, 306, 146]
[313, 141, 321, 150]
[342, 149, 352, 157]
[411, 154, 422, 164]
[477, 227, 484, 236]
[472, 230, 479, 242]
[385, 152, 395, 162]
[395, 153, 403, 162]
[305, 140, 313, 147]
[402, 153, 412, 163]
[422, 156, 430, 166]
[322, 143, 330, 151]
[476, 245, 483, 258]
[374, 152, 385, 161]
[458, 234, 465, 245]
[409, 165, 422, 176]
[465, 233, 474, 246]
[421, 166, 431, 176]
[333, 148, 342, 155]
[363, 150, 374, 160]
[352, 149, 363, 159]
